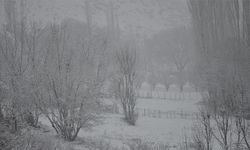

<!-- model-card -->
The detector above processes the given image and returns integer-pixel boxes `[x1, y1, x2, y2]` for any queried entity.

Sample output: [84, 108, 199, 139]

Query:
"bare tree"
[188, 0, 250, 149]
[192, 92, 213, 150]
[144, 27, 193, 92]
[0, 0, 33, 132]
[172, 42, 190, 92]
[115, 43, 138, 125]
[192, 128, 205, 150]
[200, 110, 213, 150]
[23, 22, 44, 127]
[38, 23, 100, 141]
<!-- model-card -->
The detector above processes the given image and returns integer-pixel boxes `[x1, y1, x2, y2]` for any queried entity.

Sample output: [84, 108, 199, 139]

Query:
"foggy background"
[0, 0, 250, 150]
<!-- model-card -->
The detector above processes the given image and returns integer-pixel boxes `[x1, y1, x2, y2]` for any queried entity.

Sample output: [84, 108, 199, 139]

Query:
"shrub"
[14, 129, 76, 150]
[115, 45, 138, 125]
[0, 121, 14, 150]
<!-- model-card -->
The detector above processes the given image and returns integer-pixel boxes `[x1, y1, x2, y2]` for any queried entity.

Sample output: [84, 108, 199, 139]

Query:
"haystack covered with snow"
[183, 82, 195, 92]
[168, 84, 180, 92]
[138, 82, 152, 98]
[152, 84, 166, 98]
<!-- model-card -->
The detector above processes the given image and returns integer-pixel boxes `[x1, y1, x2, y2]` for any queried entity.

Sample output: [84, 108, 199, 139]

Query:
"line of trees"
[188, 0, 250, 150]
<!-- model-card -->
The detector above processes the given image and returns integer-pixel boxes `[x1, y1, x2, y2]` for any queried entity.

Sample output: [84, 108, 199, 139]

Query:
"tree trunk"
[0, 104, 3, 120]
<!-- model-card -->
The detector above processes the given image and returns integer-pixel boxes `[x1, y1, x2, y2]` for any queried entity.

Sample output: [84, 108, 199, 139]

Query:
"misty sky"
[20, 0, 190, 37]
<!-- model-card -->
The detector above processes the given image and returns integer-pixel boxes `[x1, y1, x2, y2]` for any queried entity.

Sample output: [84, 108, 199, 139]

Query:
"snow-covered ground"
[84, 98, 200, 149]
[137, 98, 199, 112]
[40, 98, 201, 149]
[81, 114, 195, 147]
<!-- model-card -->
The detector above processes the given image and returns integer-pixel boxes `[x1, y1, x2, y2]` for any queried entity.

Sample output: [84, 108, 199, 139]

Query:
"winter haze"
[0, 0, 249, 150]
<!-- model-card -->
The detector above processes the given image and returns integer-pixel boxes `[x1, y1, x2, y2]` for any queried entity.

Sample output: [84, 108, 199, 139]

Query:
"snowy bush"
[115, 43, 138, 125]
[36, 23, 102, 141]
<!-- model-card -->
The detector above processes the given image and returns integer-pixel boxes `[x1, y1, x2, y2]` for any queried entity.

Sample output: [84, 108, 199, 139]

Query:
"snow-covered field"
[81, 98, 200, 148]
[81, 114, 195, 147]
[40, 98, 201, 149]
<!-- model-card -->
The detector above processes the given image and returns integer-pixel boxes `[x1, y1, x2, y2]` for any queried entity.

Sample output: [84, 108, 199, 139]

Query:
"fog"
[0, 0, 250, 150]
